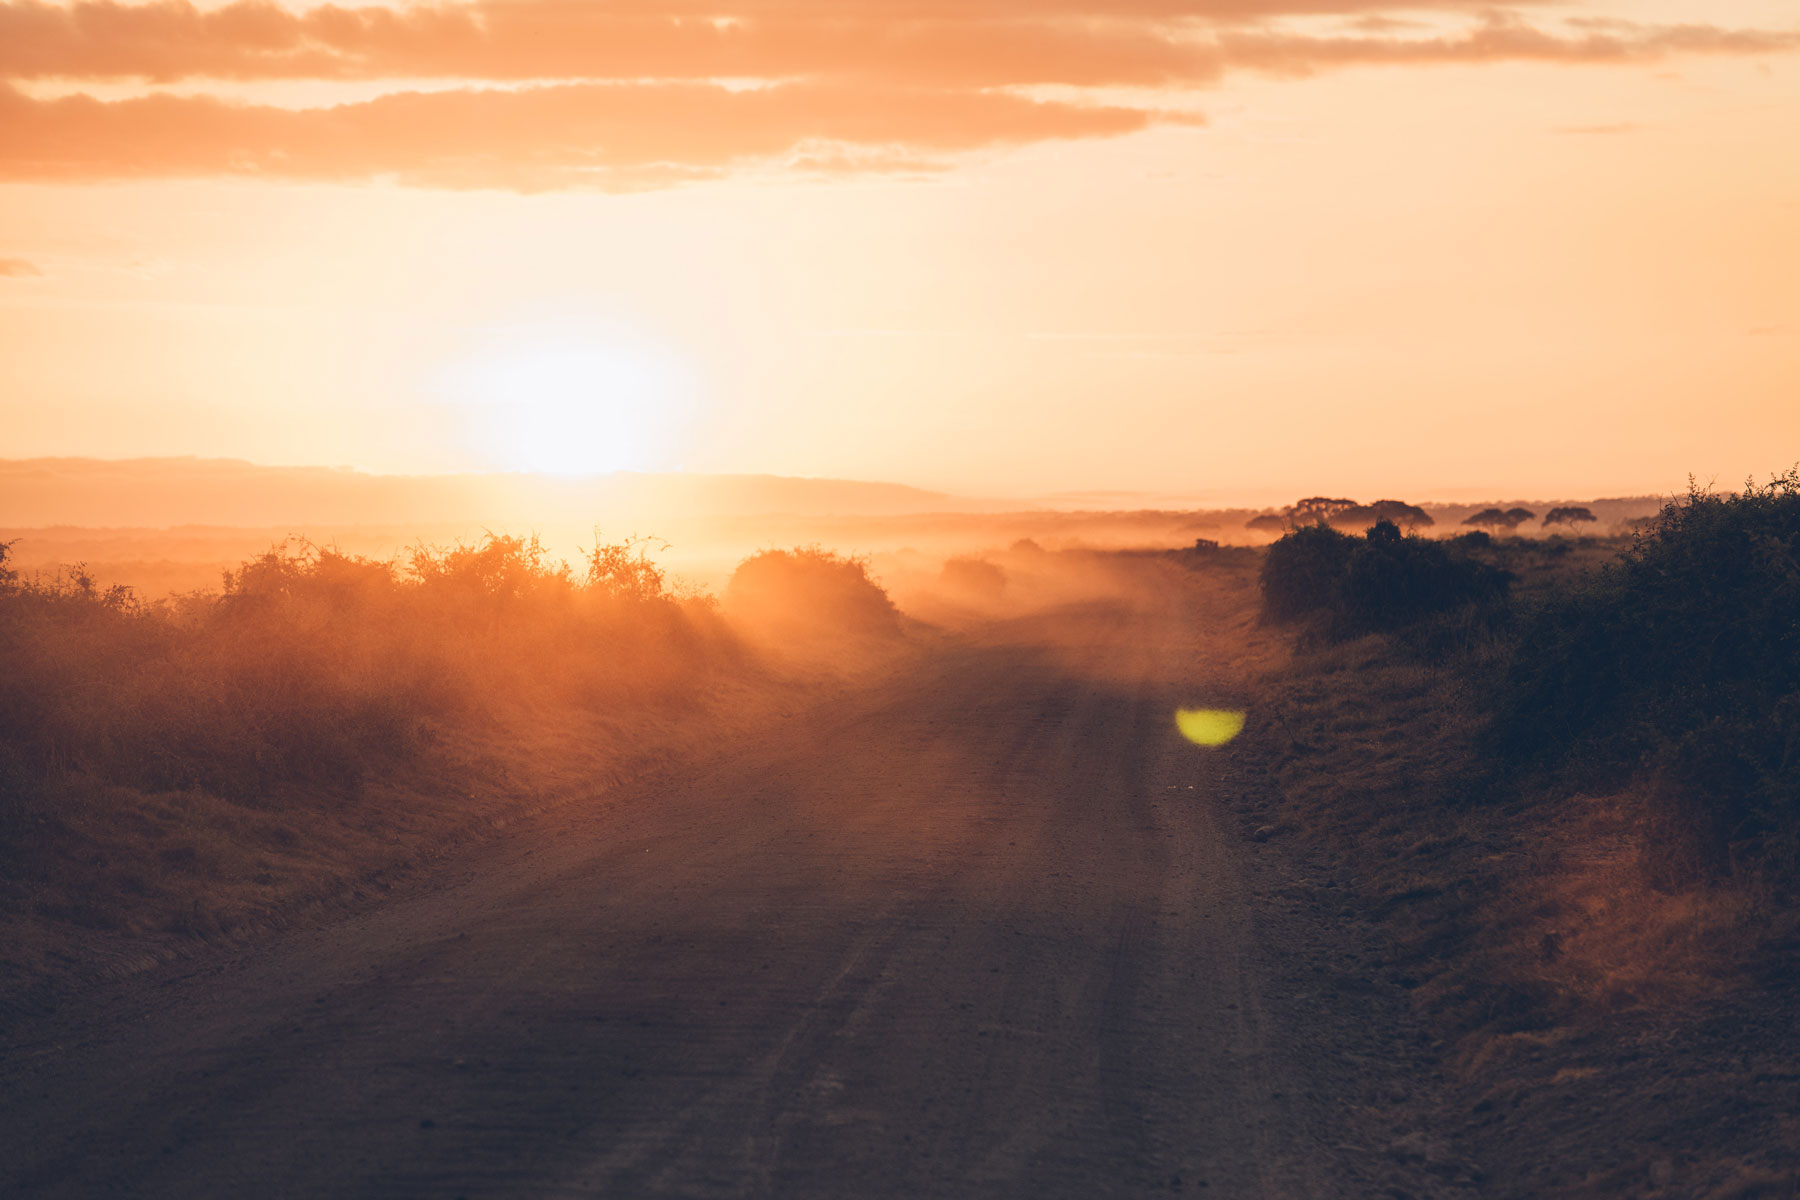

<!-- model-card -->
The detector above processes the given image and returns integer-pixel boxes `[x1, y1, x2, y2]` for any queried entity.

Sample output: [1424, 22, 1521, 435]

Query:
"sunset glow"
[441, 322, 700, 475]
[1, 0, 1796, 499]
[6, 4, 1800, 1190]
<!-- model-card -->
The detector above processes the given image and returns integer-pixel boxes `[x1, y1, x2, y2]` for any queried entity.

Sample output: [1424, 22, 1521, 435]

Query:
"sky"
[2, 0, 1797, 504]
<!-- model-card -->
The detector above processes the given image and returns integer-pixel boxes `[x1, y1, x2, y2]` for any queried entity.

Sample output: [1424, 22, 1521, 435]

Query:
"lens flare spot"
[1176, 708, 1245, 747]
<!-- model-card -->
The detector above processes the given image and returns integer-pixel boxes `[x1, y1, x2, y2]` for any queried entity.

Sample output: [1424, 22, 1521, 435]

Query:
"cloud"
[0, 0, 1230, 88]
[1214, 16, 1800, 76]
[0, 1, 1794, 189]
[2, 2, 1788, 87]
[0, 256, 43, 276]
[0, 81, 1185, 190]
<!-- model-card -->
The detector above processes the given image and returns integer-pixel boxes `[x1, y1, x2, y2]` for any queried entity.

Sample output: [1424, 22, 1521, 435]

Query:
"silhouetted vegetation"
[1287, 496, 1359, 527]
[1248, 496, 1434, 536]
[1327, 499, 1435, 533]
[0, 532, 790, 955]
[1244, 513, 1289, 534]
[1488, 473, 1800, 887]
[1464, 507, 1536, 533]
[1260, 524, 1358, 622]
[1, 535, 740, 811]
[583, 533, 670, 602]
[1542, 506, 1598, 529]
[724, 547, 899, 642]
[1260, 521, 1511, 638]
[1267, 477, 1800, 884]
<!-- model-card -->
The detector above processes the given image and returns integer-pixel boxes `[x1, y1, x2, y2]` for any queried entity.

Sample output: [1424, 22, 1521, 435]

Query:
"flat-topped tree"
[1245, 513, 1289, 534]
[1464, 507, 1536, 533]
[1329, 499, 1435, 533]
[1370, 500, 1435, 531]
[1287, 496, 1360, 527]
[1543, 506, 1598, 528]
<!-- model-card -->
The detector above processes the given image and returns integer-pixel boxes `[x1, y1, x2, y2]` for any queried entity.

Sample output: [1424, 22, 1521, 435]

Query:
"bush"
[0, 532, 713, 816]
[584, 533, 668, 603]
[1261, 521, 1510, 637]
[1260, 524, 1358, 622]
[725, 547, 898, 640]
[1488, 471, 1800, 884]
[1333, 523, 1511, 636]
[1642, 709, 1800, 888]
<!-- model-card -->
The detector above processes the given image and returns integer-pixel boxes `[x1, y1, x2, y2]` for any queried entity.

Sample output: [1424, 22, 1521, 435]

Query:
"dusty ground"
[0, 561, 1467, 1199]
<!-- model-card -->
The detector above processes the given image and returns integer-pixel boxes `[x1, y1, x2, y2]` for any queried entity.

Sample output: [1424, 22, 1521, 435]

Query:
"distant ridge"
[0, 457, 995, 528]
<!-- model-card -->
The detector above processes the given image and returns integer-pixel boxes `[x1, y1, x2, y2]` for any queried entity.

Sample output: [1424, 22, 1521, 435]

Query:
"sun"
[448, 323, 700, 476]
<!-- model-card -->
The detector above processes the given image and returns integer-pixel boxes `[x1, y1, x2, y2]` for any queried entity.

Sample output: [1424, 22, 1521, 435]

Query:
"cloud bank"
[0, 81, 1176, 189]
[0, 1, 1793, 189]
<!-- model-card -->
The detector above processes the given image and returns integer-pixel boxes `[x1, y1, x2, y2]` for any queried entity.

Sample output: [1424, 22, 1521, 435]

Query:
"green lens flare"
[1175, 708, 1245, 747]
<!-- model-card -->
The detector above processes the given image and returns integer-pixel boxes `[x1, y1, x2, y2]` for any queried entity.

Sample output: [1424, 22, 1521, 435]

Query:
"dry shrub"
[724, 547, 899, 643]
[1261, 520, 1510, 637]
[1490, 471, 1800, 888]
[0, 532, 754, 970]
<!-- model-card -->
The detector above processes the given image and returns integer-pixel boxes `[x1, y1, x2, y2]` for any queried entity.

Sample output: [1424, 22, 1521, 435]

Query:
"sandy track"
[0, 577, 1402, 1198]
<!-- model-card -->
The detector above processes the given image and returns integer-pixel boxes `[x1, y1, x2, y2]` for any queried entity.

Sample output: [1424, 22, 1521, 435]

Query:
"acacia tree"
[1543, 506, 1598, 529]
[1331, 499, 1435, 533]
[1245, 513, 1289, 534]
[1370, 500, 1435, 531]
[1464, 507, 1535, 533]
[1286, 497, 1360, 527]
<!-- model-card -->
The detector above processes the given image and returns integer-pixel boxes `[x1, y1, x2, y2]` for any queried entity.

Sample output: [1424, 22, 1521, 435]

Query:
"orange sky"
[2, 0, 1797, 503]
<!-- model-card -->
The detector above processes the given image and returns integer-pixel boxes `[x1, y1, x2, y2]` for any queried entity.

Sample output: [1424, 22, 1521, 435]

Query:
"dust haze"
[3, 457, 1795, 1199]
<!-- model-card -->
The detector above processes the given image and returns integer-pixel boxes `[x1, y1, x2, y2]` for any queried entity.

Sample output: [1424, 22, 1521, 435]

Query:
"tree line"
[1248, 498, 1599, 535]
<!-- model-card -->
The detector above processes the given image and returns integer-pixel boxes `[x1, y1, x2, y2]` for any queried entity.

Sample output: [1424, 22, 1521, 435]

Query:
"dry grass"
[0, 535, 846, 1017]
[1254, 609, 1773, 1038]
[1245, 528, 1800, 1196]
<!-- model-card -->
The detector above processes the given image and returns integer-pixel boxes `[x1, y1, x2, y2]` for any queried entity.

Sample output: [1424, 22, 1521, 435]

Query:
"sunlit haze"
[437, 314, 701, 475]
[7, 6, 1800, 1192]
[2, 0, 1797, 500]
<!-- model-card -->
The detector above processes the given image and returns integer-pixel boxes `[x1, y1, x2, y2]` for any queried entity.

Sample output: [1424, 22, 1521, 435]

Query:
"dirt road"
[0, 569, 1446, 1198]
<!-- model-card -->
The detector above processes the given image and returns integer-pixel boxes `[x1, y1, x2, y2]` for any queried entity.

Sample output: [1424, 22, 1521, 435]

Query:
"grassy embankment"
[1245, 470, 1800, 1195]
[0, 534, 896, 1014]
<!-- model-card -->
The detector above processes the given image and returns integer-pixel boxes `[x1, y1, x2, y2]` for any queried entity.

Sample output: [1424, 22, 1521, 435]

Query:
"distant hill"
[0, 458, 986, 528]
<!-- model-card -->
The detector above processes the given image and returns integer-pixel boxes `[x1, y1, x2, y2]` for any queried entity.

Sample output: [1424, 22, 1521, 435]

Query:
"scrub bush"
[1261, 521, 1510, 638]
[1260, 524, 1358, 622]
[1489, 471, 1800, 885]
[725, 547, 898, 639]
[0, 533, 714, 815]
